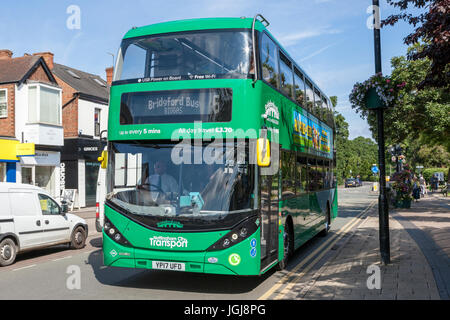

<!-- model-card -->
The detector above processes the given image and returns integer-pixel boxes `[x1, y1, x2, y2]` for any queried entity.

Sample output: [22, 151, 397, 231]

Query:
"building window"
[0, 89, 7, 118]
[28, 85, 61, 125]
[94, 108, 101, 137]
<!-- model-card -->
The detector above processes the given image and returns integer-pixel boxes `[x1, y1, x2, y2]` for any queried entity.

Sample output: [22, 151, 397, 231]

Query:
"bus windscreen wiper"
[174, 38, 232, 73]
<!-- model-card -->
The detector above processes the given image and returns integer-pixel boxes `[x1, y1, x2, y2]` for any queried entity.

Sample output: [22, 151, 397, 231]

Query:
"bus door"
[260, 171, 279, 271]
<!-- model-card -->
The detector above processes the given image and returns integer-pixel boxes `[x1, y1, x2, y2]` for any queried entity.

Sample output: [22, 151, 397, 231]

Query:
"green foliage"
[350, 43, 449, 183]
[422, 168, 448, 184]
[382, 0, 450, 89]
[391, 165, 414, 201]
[330, 97, 379, 185]
[349, 73, 404, 116]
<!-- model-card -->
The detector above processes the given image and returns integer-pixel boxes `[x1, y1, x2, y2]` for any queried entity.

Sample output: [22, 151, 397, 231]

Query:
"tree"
[359, 44, 450, 152]
[330, 96, 379, 183]
[382, 0, 450, 89]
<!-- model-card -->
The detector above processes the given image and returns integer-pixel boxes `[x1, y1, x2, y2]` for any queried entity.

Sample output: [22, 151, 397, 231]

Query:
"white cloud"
[300, 43, 337, 62]
[278, 26, 341, 46]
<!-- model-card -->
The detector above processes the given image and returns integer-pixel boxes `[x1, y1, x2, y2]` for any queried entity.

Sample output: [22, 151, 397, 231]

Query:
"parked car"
[0, 183, 88, 267]
[345, 178, 357, 188]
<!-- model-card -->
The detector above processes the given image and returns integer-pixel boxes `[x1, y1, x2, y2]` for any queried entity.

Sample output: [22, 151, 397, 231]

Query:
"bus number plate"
[152, 261, 185, 271]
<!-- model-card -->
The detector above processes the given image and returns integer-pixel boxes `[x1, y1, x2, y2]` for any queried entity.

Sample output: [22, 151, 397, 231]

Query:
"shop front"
[19, 149, 61, 198]
[61, 137, 106, 207]
[0, 138, 35, 183]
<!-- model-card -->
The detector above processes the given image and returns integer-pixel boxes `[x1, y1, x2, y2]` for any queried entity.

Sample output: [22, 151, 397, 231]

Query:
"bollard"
[373, 182, 379, 192]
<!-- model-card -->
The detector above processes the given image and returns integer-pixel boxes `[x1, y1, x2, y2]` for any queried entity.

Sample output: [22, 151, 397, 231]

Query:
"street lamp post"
[372, 0, 390, 265]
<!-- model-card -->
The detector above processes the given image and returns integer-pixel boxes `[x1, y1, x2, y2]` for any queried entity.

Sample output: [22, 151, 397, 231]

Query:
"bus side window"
[260, 33, 279, 89]
[317, 159, 324, 190]
[294, 68, 306, 107]
[279, 52, 294, 98]
[305, 80, 314, 113]
[281, 150, 295, 199]
[296, 155, 307, 193]
[296, 155, 307, 194]
[307, 157, 316, 192]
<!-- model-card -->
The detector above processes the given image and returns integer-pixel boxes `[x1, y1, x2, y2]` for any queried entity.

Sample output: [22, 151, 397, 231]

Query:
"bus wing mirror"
[257, 137, 271, 167]
[98, 150, 108, 169]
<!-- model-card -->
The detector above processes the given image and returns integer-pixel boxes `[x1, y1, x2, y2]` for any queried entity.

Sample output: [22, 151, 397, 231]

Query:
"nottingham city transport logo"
[263, 101, 279, 125]
[149, 236, 188, 249]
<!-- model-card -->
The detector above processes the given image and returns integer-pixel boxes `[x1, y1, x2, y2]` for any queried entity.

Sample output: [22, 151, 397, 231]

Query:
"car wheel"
[70, 226, 86, 249]
[0, 238, 17, 267]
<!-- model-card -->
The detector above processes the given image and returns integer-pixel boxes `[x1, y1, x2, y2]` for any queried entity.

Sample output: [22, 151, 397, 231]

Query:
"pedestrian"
[419, 175, 427, 197]
[413, 179, 421, 202]
[431, 175, 439, 192]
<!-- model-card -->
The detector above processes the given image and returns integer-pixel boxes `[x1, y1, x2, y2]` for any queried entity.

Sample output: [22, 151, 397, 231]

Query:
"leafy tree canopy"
[382, 0, 450, 89]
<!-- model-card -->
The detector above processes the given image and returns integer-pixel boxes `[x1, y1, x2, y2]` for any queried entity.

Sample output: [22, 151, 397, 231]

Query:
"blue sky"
[0, 0, 422, 139]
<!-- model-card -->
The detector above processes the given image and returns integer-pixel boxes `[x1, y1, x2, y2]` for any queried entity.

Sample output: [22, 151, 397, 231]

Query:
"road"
[0, 183, 377, 300]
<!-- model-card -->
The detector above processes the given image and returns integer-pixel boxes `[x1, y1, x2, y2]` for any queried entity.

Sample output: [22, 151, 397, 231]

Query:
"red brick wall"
[54, 74, 79, 138]
[0, 83, 16, 137]
[29, 63, 54, 84]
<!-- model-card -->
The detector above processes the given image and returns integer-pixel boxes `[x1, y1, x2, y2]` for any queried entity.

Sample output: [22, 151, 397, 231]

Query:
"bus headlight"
[207, 215, 259, 252]
[103, 216, 131, 247]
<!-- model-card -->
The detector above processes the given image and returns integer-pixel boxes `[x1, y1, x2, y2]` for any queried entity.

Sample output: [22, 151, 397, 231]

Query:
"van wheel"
[0, 238, 17, 267]
[70, 226, 86, 249]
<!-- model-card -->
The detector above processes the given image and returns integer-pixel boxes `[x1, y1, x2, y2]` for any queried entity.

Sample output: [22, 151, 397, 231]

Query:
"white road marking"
[13, 264, 36, 272]
[52, 256, 73, 262]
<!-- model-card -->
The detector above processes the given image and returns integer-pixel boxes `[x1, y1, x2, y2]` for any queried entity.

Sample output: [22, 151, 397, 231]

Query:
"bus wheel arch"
[320, 202, 331, 237]
[277, 215, 294, 271]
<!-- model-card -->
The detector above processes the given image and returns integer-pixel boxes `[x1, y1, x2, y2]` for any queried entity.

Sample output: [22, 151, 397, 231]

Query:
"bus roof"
[123, 17, 266, 39]
[122, 16, 330, 105]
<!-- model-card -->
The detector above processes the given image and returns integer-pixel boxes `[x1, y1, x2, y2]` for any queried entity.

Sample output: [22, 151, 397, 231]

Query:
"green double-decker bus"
[102, 15, 337, 276]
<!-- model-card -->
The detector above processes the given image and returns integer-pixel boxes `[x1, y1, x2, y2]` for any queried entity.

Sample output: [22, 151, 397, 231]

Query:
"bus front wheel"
[277, 220, 293, 271]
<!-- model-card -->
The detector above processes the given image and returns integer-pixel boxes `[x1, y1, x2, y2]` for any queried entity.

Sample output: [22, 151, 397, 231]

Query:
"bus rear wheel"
[319, 206, 331, 237]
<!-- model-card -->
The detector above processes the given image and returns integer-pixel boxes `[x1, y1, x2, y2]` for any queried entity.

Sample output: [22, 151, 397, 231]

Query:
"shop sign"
[35, 151, 60, 166]
[16, 143, 35, 157]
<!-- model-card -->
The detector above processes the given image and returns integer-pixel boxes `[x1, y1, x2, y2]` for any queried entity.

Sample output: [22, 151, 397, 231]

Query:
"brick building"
[51, 56, 110, 207]
[0, 50, 63, 197]
[0, 49, 110, 206]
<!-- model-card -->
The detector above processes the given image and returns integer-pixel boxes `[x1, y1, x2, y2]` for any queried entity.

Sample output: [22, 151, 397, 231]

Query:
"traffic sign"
[371, 165, 379, 174]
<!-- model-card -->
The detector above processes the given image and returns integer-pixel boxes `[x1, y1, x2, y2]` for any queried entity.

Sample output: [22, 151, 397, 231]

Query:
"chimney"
[0, 49, 13, 60]
[33, 52, 54, 69]
[105, 67, 114, 86]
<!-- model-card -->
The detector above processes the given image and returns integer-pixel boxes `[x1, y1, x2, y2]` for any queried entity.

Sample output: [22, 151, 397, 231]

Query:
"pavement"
[280, 191, 449, 300]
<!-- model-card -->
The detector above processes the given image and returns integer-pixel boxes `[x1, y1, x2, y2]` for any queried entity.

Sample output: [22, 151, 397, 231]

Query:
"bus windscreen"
[114, 30, 253, 83]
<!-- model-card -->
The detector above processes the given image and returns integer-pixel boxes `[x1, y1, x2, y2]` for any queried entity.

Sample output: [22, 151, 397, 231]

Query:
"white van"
[0, 182, 88, 266]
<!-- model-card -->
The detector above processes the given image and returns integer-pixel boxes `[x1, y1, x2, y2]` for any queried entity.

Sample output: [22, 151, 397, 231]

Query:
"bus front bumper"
[102, 230, 262, 276]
